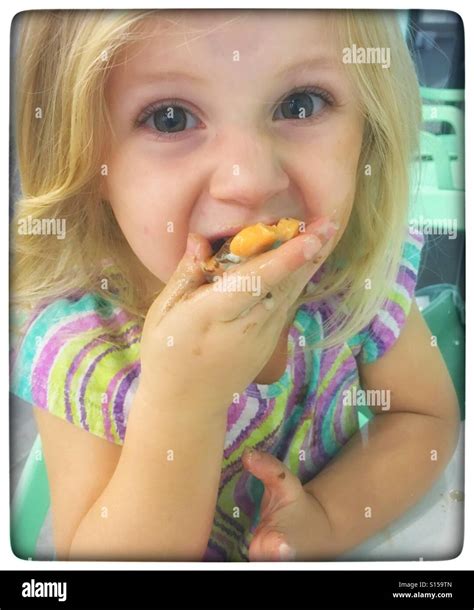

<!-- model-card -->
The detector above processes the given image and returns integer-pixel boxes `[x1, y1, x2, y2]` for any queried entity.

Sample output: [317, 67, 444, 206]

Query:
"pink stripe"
[32, 309, 133, 411]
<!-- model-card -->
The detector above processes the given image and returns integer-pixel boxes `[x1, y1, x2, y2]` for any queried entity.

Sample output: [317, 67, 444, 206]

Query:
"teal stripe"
[402, 239, 423, 269]
[11, 294, 114, 405]
[321, 393, 340, 455]
[360, 337, 378, 363]
[11, 300, 67, 403]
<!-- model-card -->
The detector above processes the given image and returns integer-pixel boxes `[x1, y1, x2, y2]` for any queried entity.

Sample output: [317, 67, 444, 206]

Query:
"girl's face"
[104, 11, 364, 283]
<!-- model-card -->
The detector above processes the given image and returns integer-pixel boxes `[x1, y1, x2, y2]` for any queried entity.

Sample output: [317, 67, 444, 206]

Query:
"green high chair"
[420, 86, 465, 105]
[11, 433, 51, 560]
[422, 104, 464, 162]
[410, 129, 464, 230]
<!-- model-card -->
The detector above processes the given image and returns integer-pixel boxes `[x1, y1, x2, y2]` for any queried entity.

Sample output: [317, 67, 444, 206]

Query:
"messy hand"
[138, 218, 339, 419]
[242, 448, 338, 561]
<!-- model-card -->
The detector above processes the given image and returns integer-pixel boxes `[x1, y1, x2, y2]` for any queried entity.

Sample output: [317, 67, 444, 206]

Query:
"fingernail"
[321, 222, 338, 240]
[279, 542, 296, 561]
[302, 235, 322, 260]
[308, 219, 339, 240]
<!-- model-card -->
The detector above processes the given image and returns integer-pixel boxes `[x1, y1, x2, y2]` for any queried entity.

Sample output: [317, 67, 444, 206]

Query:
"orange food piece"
[275, 218, 301, 241]
[229, 217, 301, 258]
[229, 223, 278, 257]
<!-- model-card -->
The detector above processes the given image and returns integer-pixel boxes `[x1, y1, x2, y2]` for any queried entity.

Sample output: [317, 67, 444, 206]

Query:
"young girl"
[10, 9, 460, 562]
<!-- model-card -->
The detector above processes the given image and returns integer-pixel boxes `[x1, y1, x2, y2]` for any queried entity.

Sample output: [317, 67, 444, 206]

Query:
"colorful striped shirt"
[10, 230, 425, 561]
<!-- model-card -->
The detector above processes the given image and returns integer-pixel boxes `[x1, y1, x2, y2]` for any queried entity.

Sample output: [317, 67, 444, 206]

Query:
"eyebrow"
[131, 70, 209, 85]
[131, 55, 336, 86]
[275, 56, 337, 78]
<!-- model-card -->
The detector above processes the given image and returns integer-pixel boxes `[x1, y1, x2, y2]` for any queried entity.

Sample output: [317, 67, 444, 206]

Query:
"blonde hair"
[11, 9, 421, 349]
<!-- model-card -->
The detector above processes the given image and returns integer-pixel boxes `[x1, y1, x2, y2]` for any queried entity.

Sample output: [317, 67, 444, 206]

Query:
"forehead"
[120, 10, 341, 74]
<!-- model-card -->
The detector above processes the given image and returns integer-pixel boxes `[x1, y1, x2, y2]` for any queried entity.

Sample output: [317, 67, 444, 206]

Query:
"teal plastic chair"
[410, 130, 464, 230]
[420, 86, 465, 105]
[422, 104, 464, 162]
[419, 130, 457, 191]
[11, 434, 50, 560]
[12, 285, 465, 559]
[420, 87, 465, 165]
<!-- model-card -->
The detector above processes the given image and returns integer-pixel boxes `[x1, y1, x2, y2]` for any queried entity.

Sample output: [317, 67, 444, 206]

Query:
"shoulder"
[10, 292, 142, 444]
[348, 229, 425, 364]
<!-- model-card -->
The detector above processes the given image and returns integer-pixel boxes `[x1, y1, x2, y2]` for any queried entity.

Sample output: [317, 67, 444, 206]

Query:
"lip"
[207, 226, 245, 243]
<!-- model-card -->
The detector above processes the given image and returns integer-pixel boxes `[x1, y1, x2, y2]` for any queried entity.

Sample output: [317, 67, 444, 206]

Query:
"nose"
[208, 128, 290, 210]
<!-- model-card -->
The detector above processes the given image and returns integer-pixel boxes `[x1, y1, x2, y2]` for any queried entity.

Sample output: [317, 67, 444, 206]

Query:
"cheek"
[104, 146, 195, 281]
[297, 126, 362, 219]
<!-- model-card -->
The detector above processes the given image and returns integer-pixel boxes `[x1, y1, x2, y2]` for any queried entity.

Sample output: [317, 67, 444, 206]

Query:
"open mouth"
[209, 217, 300, 255]
[210, 237, 228, 254]
[208, 220, 279, 254]
[203, 217, 303, 279]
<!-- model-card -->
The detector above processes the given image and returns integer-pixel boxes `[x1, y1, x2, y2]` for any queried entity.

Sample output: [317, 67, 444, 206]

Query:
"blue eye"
[135, 85, 334, 140]
[137, 100, 200, 137]
[273, 87, 333, 121]
[153, 105, 192, 132]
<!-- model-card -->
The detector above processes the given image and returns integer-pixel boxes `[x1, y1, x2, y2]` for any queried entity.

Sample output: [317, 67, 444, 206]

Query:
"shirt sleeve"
[10, 292, 142, 445]
[348, 229, 425, 365]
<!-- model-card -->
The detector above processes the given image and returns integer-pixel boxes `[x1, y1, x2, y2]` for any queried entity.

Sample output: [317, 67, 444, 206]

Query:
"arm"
[68, 225, 337, 562]
[303, 298, 461, 556]
[69, 388, 227, 561]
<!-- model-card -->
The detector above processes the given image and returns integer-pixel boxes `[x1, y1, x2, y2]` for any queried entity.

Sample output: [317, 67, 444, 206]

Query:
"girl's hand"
[242, 448, 337, 561]
[137, 217, 338, 418]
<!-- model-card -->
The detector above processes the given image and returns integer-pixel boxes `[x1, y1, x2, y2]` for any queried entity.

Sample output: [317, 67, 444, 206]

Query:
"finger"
[148, 233, 212, 324]
[223, 227, 338, 330]
[249, 527, 295, 562]
[272, 227, 339, 307]
[207, 219, 339, 321]
[242, 448, 301, 501]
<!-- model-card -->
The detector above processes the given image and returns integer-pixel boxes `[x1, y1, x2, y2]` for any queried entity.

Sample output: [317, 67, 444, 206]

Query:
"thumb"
[184, 232, 213, 264]
[172, 232, 213, 289]
[148, 233, 213, 324]
[242, 448, 301, 501]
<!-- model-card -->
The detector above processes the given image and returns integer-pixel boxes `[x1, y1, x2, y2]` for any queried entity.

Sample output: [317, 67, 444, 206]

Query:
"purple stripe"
[219, 457, 244, 490]
[114, 365, 140, 441]
[75, 331, 140, 431]
[276, 347, 308, 457]
[367, 297, 407, 355]
[223, 394, 271, 459]
[220, 419, 281, 491]
[283, 327, 307, 420]
[32, 310, 132, 412]
[398, 265, 417, 286]
[215, 504, 245, 536]
[312, 349, 354, 463]
[233, 470, 257, 520]
[227, 394, 247, 430]
[102, 362, 137, 442]
[203, 539, 227, 561]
